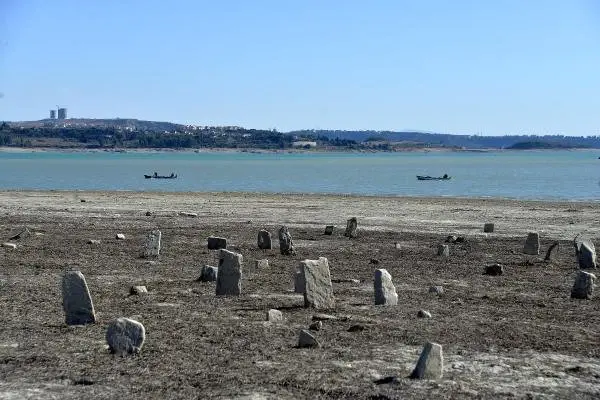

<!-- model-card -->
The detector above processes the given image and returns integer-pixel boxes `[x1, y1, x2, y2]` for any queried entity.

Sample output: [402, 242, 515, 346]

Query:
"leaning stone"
[309, 321, 323, 331]
[141, 230, 161, 258]
[106, 317, 145, 356]
[62, 271, 96, 325]
[255, 259, 269, 269]
[324, 225, 334, 235]
[129, 285, 148, 295]
[115, 233, 126, 240]
[257, 230, 272, 250]
[278, 226, 295, 255]
[485, 264, 504, 276]
[344, 217, 358, 238]
[198, 265, 218, 282]
[2, 242, 16, 249]
[215, 249, 243, 296]
[483, 223, 494, 233]
[207, 236, 227, 250]
[87, 239, 101, 245]
[437, 244, 449, 257]
[301, 257, 335, 309]
[297, 329, 320, 348]
[374, 269, 398, 306]
[429, 286, 444, 295]
[9, 227, 30, 240]
[523, 232, 540, 255]
[417, 310, 432, 318]
[410, 342, 443, 379]
[578, 241, 597, 269]
[266, 309, 283, 322]
[571, 271, 596, 299]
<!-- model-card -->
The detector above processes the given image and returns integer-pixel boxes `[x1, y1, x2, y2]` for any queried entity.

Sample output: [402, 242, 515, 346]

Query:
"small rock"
[312, 313, 337, 321]
[2, 242, 17, 249]
[410, 342, 443, 379]
[331, 278, 360, 283]
[297, 329, 320, 348]
[324, 225, 334, 235]
[369, 258, 380, 265]
[80, 199, 86, 203]
[417, 310, 432, 318]
[485, 264, 504, 276]
[429, 286, 444, 295]
[145, 211, 152, 216]
[483, 223, 494, 233]
[115, 233, 126, 240]
[198, 265, 218, 282]
[445, 235, 457, 243]
[87, 239, 101, 245]
[179, 211, 198, 217]
[207, 236, 227, 250]
[255, 259, 269, 269]
[266, 309, 283, 322]
[394, 242, 401, 249]
[437, 244, 449, 257]
[455, 236, 466, 243]
[9, 227, 30, 240]
[106, 317, 145, 356]
[347, 324, 365, 332]
[309, 321, 322, 331]
[129, 285, 148, 295]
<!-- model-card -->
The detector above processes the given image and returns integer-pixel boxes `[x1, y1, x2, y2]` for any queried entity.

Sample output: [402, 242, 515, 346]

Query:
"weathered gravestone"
[278, 226, 295, 255]
[571, 270, 596, 299]
[255, 259, 269, 269]
[294, 269, 305, 293]
[207, 236, 227, 250]
[437, 244, 449, 257]
[344, 217, 358, 238]
[9, 227, 30, 240]
[129, 285, 148, 295]
[257, 230, 272, 250]
[301, 257, 335, 309]
[266, 309, 283, 322]
[62, 271, 96, 325]
[198, 265, 218, 282]
[297, 329, 320, 348]
[374, 269, 398, 306]
[483, 223, 494, 233]
[324, 225, 334, 235]
[215, 249, 243, 296]
[574, 234, 597, 269]
[523, 232, 540, 255]
[410, 342, 443, 380]
[142, 230, 161, 258]
[106, 317, 146, 356]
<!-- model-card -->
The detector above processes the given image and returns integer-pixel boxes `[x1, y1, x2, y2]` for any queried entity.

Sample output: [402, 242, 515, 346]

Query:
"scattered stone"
[207, 236, 227, 250]
[2, 242, 16, 249]
[445, 235, 458, 243]
[266, 309, 283, 322]
[300, 257, 335, 309]
[255, 259, 269, 269]
[312, 313, 337, 321]
[257, 230, 272, 250]
[294, 269, 305, 293]
[437, 244, 449, 257]
[278, 226, 295, 255]
[417, 310, 432, 318]
[344, 217, 358, 238]
[215, 249, 243, 296]
[87, 239, 101, 245]
[297, 329, 320, 348]
[410, 342, 443, 379]
[324, 225, 334, 235]
[179, 211, 198, 218]
[485, 264, 504, 276]
[455, 236, 466, 243]
[429, 286, 444, 295]
[331, 278, 360, 284]
[544, 241, 560, 262]
[309, 321, 323, 331]
[374, 269, 398, 306]
[129, 285, 148, 295]
[9, 227, 30, 240]
[483, 223, 494, 233]
[347, 324, 365, 332]
[374, 376, 400, 385]
[523, 232, 540, 255]
[145, 211, 152, 216]
[571, 270, 596, 299]
[106, 317, 145, 356]
[115, 233, 126, 240]
[369, 258, 380, 265]
[80, 199, 86, 203]
[198, 265, 218, 282]
[141, 230, 161, 258]
[62, 271, 96, 325]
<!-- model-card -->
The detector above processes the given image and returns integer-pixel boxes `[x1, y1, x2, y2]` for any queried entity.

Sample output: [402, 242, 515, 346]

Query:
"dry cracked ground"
[0, 191, 599, 399]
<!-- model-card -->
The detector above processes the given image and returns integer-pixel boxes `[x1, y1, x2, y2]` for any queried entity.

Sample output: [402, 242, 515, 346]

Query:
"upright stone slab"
[266, 309, 283, 322]
[278, 226, 295, 255]
[62, 271, 96, 325]
[207, 236, 227, 250]
[257, 230, 272, 250]
[297, 329, 320, 348]
[523, 232, 540, 255]
[142, 229, 161, 258]
[294, 269, 305, 293]
[301, 257, 335, 309]
[106, 317, 145, 356]
[215, 249, 243, 296]
[324, 225, 334, 235]
[437, 244, 449, 257]
[344, 217, 358, 238]
[574, 235, 597, 269]
[410, 342, 443, 380]
[374, 269, 398, 306]
[571, 270, 596, 299]
[483, 223, 494, 233]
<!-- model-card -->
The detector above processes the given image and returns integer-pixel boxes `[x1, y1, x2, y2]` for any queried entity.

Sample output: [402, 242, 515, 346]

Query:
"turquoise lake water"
[1, 150, 599, 200]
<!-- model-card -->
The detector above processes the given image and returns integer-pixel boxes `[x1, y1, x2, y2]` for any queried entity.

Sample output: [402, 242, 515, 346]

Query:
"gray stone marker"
[571, 270, 596, 299]
[106, 317, 145, 356]
[437, 244, 449, 257]
[215, 249, 243, 296]
[62, 271, 96, 325]
[523, 232, 540, 255]
[483, 223, 494, 233]
[266, 309, 283, 322]
[199, 265, 218, 282]
[129, 285, 148, 295]
[410, 342, 443, 379]
[324, 225, 334, 235]
[257, 230, 272, 250]
[301, 257, 335, 309]
[142, 230, 161, 258]
[255, 259, 269, 269]
[374, 269, 398, 306]
[278, 226, 295, 255]
[294, 269, 305, 293]
[344, 217, 358, 238]
[207, 236, 227, 250]
[574, 235, 597, 269]
[297, 329, 320, 348]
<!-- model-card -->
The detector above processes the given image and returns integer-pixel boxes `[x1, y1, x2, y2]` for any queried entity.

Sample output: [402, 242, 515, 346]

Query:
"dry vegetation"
[0, 191, 599, 399]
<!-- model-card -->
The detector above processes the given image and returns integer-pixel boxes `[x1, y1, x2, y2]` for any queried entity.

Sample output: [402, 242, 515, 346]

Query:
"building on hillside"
[292, 141, 317, 148]
[57, 108, 67, 119]
[49, 110, 56, 119]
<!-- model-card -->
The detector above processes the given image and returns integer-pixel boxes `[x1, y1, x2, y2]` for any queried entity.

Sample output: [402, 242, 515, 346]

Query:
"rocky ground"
[0, 190, 599, 399]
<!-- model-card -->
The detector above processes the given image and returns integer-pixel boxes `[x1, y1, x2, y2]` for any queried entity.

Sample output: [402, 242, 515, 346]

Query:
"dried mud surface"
[0, 190, 599, 399]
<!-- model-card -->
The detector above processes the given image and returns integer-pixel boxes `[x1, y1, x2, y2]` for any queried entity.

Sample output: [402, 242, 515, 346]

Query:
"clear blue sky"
[1, 0, 599, 135]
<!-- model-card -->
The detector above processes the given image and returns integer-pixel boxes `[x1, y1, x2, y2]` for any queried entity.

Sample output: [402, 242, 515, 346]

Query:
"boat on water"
[417, 174, 451, 181]
[144, 172, 177, 179]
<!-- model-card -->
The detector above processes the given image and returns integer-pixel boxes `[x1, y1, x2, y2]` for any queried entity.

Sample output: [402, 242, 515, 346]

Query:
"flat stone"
[429, 286, 444, 295]
[410, 342, 443, 379]
[324, 225, 334, 235]
[141, 230, 161, 258]
[198, 265, 218, 282]
[115, 233, 126, 240]
[331, 278, 360, 284]
[62, 271, 96, 325]
[485, 264, 504, 276]
[2, 242, 16, 249]
[417, 310, 432, 318]
[301, 257, 335, 309]
[106, 317, 145, 356]
[437, 244, 449, 257]
[278, 226, 295, 255]
[374, 269, 398, 306]
[347, 324, 365, 332]
[9, 227, 30, 240]
[129, 285, 148, 295]
[483, 223, 494, 233]
[207, 236, 227, 250]
[312, 313, 337, 321]
[255, 259, 269, 269]
[297, 329, 320, 348]
[523, 232, 540, 255]
[309, 321, 323, 331]
[216, 249, 243, 296]
[344, 217, 358, 238]
[257, 230, 272, 250]
[571, 270, 596, 299]
[87, 239, 101, 245]
[179, 211, 198, 217]
[266, 309, 283, 322]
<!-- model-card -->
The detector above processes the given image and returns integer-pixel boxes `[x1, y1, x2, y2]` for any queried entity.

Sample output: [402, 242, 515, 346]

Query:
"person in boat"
[170, 173, 174, 178]
[443, 174, 448, 179]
